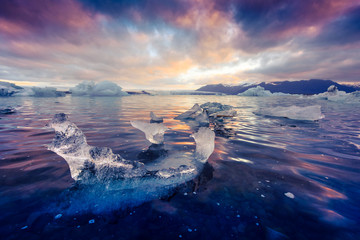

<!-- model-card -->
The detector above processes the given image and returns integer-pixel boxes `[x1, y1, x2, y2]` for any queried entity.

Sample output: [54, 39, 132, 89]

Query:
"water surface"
[0, 95, 359, 239]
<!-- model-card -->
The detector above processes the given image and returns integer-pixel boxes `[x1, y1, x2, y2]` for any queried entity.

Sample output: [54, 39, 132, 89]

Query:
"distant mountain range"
[196, 79, 360, 95]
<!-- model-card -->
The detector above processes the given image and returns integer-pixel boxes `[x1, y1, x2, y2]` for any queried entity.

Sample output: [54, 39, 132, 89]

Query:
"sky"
[0, 0, 360, 90]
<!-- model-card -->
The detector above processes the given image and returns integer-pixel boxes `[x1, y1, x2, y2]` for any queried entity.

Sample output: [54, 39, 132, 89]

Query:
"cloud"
[0, 0, 359, 89]
[312, 6, 360, 46]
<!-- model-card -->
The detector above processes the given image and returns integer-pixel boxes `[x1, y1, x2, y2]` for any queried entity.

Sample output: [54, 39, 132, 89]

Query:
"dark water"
[0, 95, 359, 240]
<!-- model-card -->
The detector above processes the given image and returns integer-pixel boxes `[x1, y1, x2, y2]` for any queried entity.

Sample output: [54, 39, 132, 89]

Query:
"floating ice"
[310, 85, 360, 102]
[47, 113, 146, 181]
[0, 106, 16, 114]
[238, 86, 272, 97]
[70, 81, 128, 97]
[284, 192, 295, 199]
[238, 86, 290, 97]
[0, 81, 23, 96]
[191, 127, 215, 162]
[30, 87, 65, 97]
[175, 103, 204, 120]
[256, 105, 324, 121]
[48, 113, 214, 206]
[13, 86, 65, 97]
[150, 111, 163, 123]
[131, 121, 168, 144]
[200, 102, 235, 116]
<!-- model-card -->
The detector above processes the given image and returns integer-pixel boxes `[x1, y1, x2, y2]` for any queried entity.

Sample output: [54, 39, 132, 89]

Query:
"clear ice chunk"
[130, 121, 168, 144]
[47, 113, 215, 185]
[150, 111, 163, 123]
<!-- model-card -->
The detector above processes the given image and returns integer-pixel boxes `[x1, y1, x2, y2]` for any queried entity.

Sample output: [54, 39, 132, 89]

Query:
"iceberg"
[256, 105, 324, 121]
[238, 86, 273, 96]
[237, 86, 290, 97]
[13, 86, 66, 97]
[130, 121, 168, 144]
[70, 81, 128, 97]
[0, 81, 23, 97]
[47, 113, 215, 186]
[310, 85, 359, 102]
[29, 87, 65, 97]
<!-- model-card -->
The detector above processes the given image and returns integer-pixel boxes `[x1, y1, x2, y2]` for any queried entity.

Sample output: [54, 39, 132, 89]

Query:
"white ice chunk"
[150, 111, 163, 123]
[191, 127, 215, 162]
[70, 81, 128, 97]
[130, 121, 168, 144]
[309, 85, 360, 102]
[30, 87, 65, 97]
[238, 86, 273, 96]
[256, 105, 324, 121]
[284, 192, 295, 199]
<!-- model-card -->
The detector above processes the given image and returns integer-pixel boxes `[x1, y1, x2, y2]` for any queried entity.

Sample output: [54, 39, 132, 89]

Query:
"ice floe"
[256, 105, 324, 121]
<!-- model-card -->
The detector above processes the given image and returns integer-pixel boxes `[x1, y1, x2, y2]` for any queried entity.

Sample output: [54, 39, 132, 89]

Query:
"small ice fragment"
[254, 216, 258, 219]
[190, 127, 215, 162]
[236, 215, 240, 218]
[21, 226, 28, 230]
[188, 228, 192, 232]
[184, 192, 188, 196]
[131, 121, 168, 144]
[150, 112, 163, 123]
[216, 202, 220, 206]
[54, 214, 62, 220]
[256, 223, 259, 226]
[261, 194, 265, 198]
[77, 225, 80, 228]
[325, 177, 329, 179]
[89, 219, 95, 224]
[284, 192, 295, 199]
[193, 192, 196, 195]
[265, 180, 270, 183]
[179, 235, 182, 238]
